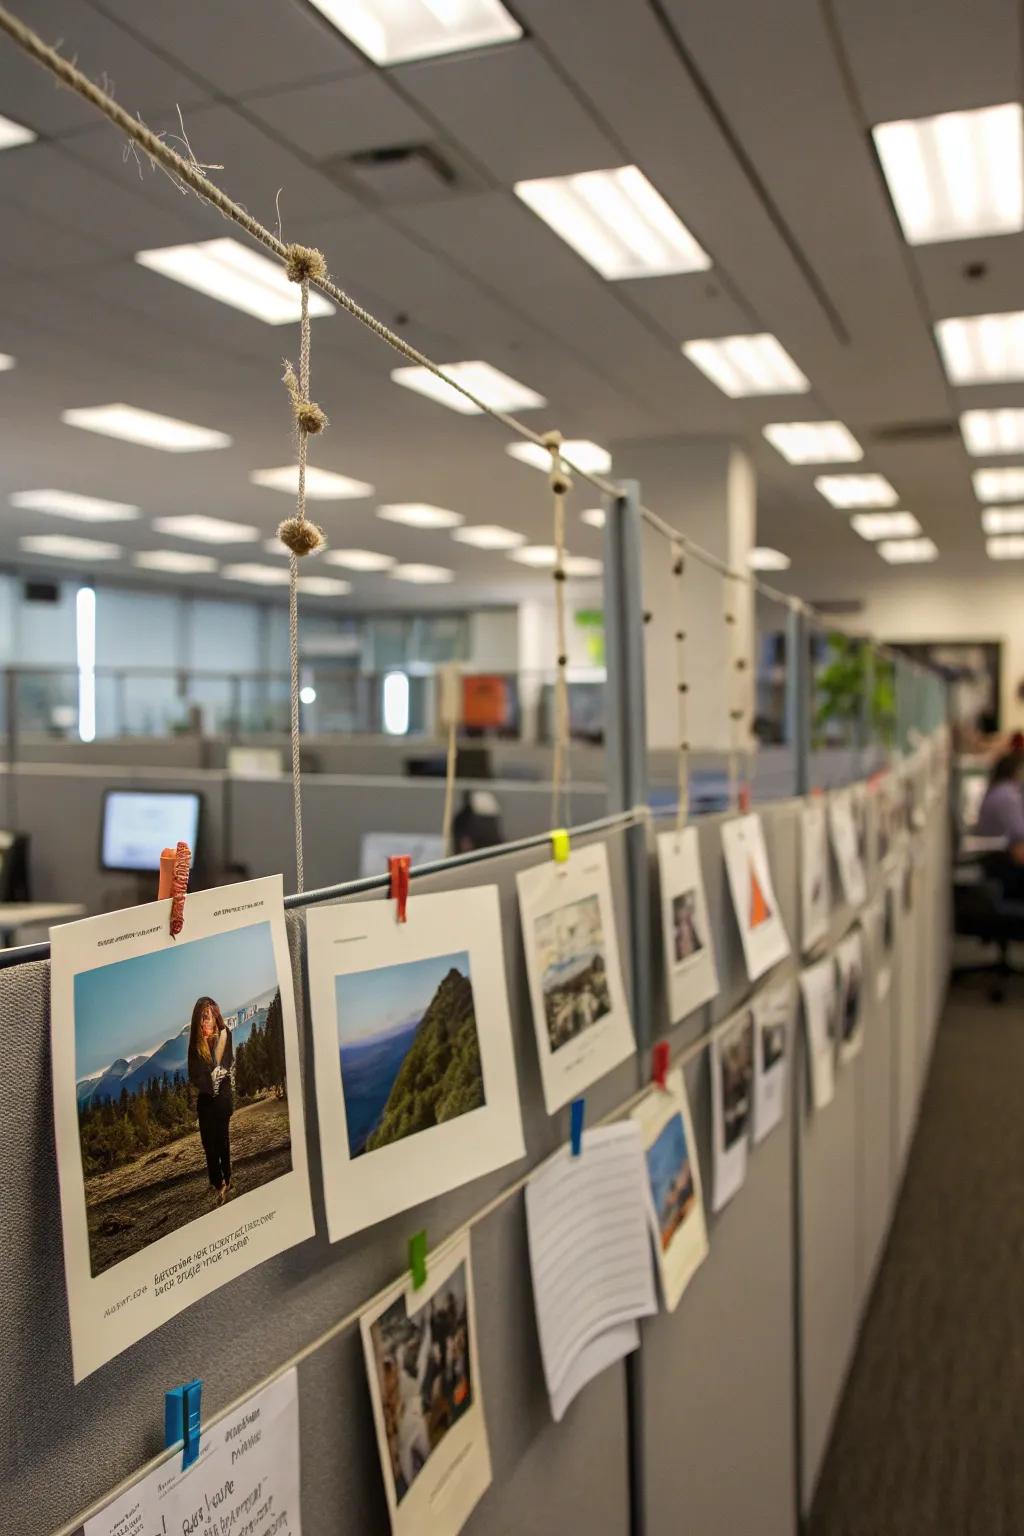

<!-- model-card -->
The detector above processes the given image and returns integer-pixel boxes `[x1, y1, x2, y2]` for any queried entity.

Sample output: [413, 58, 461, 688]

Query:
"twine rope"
[671, 543, 689, 834]
[545, 432, 572, 829]
[724, 575, 742, 811]
[441, 716, 458, 855]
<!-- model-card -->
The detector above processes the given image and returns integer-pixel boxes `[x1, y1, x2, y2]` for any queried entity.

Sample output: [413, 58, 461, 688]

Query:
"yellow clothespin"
[550, 828, 571, 863]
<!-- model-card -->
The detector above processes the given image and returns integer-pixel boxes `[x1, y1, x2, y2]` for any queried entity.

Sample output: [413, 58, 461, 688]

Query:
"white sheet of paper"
[800, 799, 830, 953]
[51, 875, 315, 1382]
[630, 1068, 709, 1311]
[720, 814, 791, 982]
[836, 927, 865, 1066]
[656, 827, 719, 1024]
[524, 1121, 656, 1420]
[711, 1007, 755, 1211]
[828, 789, 867, 908]
[752, 980, 794, 1144]
[877, 874, 900, 1000]
[874, 773, 895, 869]
[307, 887, 525, 1241]
[517, 843, 635, 1114]
[800, 956, 838, 1110]
[361, 1231, 491, 1536]
[83, 1369, 301, 1536]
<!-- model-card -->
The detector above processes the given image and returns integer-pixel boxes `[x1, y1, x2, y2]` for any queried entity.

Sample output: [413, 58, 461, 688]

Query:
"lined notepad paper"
[525, 1121, 657, 1420]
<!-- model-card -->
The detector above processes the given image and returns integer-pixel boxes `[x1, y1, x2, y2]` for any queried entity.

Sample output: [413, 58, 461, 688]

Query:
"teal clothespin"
[165, 1378, 202, 1470]
[408, 1229, 427, 1290]
[570, 1097, 585, 1157]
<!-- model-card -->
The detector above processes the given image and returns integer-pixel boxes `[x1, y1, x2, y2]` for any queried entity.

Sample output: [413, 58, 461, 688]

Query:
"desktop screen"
[101, 791, 202, 874]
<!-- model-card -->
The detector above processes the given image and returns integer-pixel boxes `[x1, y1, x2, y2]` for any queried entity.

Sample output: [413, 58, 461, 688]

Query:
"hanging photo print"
[877, 873, 900, 1000]
[361, 1232, 491, 1536]
[720, 813, 791, 982]
[656, 826, 719, 1024]
[800, 798, 830, 953]
[835, 927, 865, 1066]
[710, 1007, 755, 1211]
[50, 875, 314, 1382]
[516, 841, 635, 1114]
[800, 956, 839, 1110]
[306, 887, 525, 1242]
[631, 1066, 708, 1311]
[828, 788, 867, 908]
[752, 980, 794, 1143]
[874, 773, 895, 868]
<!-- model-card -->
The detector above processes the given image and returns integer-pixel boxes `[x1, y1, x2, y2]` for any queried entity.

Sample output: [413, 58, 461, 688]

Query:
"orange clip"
[738, 782, 752, 813]
[652, 1040, 670, 1090]
[159, 843, 191, 938]
[388, 855, 411, 923]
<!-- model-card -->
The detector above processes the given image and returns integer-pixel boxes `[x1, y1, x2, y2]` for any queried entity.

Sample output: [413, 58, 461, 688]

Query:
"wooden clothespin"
[408, 1229, 427, 1291]
[550, 828, 571, 864]
[388, 855, 411, 923]
[652, 1040, 671, 1090]
[158, 842, 191, 939]
[165, 1378, 202, 1470]
[570, 1097, 585, 1157]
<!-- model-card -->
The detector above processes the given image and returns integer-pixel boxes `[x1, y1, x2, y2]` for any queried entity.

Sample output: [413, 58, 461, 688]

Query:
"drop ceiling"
[0, 0, 1021, 612]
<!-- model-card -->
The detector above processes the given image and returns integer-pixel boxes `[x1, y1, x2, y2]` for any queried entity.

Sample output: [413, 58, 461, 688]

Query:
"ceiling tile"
[244, 73, 430, 162]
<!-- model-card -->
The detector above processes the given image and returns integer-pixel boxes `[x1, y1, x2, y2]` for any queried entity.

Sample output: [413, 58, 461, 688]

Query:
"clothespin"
[652, 1040, 671, 1090]
[388, 855, 411, 923]
[165, 1378, 202, 1470]
[408, 1229, 427, 1291]
[570, 1097, 585, 1157]
[159, 842, 191, 939]
[550, 828, 571, 864]
[738, 782, 752, 813]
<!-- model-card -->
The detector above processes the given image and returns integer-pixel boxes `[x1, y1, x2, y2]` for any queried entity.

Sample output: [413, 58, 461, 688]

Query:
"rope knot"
[543, 430, 572, 495]
[284, 243, 326, 284]
[278, 516, 326, 557]
[282, 361, 328, 436]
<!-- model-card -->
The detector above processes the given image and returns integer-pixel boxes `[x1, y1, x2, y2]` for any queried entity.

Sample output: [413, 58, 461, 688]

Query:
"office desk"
[0, 903, 85, 948]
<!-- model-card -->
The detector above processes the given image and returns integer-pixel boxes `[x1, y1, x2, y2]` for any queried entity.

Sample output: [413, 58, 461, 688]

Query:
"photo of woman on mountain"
[188, 995, 234, 1204]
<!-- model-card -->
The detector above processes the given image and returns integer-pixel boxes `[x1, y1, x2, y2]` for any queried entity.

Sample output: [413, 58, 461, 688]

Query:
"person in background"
[976, 752, 1024, 898]
[187, 996, 234, 1204]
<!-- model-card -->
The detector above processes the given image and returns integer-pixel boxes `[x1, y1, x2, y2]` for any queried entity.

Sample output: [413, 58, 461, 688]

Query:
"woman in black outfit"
[187, 995, 234, 1204]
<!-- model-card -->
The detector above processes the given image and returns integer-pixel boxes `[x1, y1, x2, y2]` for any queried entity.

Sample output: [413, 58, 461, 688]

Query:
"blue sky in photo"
[75, 921, 277, 1076]
[336, 951, 470, 1048]
[646, 1112, 690, 1215]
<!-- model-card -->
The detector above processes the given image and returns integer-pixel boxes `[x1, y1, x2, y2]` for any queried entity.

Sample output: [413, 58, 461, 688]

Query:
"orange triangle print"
[749, 861, 772, 928]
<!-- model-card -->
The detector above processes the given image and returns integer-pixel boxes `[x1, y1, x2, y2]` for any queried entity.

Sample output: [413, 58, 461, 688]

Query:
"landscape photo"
[369, 1260, 474, 1504]
[536, 893, 612, 1053]
[646, 1111, 696, 1250]
[719, 1013, 754, 1150]
[74, 920, 292, 1277]
[336, 951, 485, 1160]
[672, 889, 704, 965]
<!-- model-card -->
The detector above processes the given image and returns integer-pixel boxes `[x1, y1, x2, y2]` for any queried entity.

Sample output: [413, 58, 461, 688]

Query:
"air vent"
[869, 420, 957, 445]
[809, 598, 865, 616]
[321, 142, 476, 204]
[23, 580, 59, 603]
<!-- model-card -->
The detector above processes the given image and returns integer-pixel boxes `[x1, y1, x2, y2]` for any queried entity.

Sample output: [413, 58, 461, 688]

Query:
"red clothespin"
[739, 781, 752, 813]
[652, 1040, 671, 1090]
[388, 855, 411, 923]
[159, 843, 191, 939]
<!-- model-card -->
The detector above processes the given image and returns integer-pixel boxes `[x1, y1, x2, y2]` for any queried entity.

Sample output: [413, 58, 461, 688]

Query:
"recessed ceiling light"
[960, 408, 1024, 455]
[376, 503, 464, 529]
[0, 353, 14, 370]
[987, 534, 1024, 559]
[391, 361, 546, 415]
[135, 238, 335, 324]
[9, 490, 140, 522]
[61, 404, 231, 452]
[451, 524, 526, 550]
[762, 421, 862, 464]
[683, 334, 810, 397]
[850, 511, 923, 541]
[564, 555, 603, 577]
[250, 465, 373, 498]
[747, 546, 791, 570]
[134, 550, 219, 574]
[296, 575, 351, 596]
[0, 113, 35, 151]
[306, 0, 521, 66]
[581, 507, 606, 529]
[506, 439, 612, 475]
[221, 563, 291, 586]
[508, 545, 558, 567]
[935, 311, 1024, 384]
[815, 473, 898, 508]
[153, 514, 259, 544]
[981, 505, 1024, 533]
[20, 534, 122, 560]
[873, 103, 1023, 245]
[973, 466, 1024, 501]
[514, 166, 710, 280]
[389, 563, 455, 584]
[877, 537, 938, 564]
[323, 548, 397, 571]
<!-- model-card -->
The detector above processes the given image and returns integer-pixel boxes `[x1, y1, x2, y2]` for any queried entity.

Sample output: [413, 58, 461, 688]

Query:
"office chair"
[952, 848, 1024, 1002]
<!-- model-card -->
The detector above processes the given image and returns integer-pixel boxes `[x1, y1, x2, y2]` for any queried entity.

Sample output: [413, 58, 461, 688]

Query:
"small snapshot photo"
[720, 1012, 755, 1150]
[841, 958, 862, 1045]
[368, 1261, 474, 1506]
[535, 893, 612, 1053]
[671, 889, 705, 964]
[883, 887, 896, 952]
[762, 1017, 787, 1074]
[336, 952, 485, 1160]
[74, 920, 291, 1277]
[645, 1111, 697, 1251]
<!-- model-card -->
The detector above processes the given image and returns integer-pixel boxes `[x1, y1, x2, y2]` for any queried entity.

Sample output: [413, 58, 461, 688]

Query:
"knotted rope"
[545, 431, 572, 829]
[671, 542, 690, 833]
[724, 575, 747, 811]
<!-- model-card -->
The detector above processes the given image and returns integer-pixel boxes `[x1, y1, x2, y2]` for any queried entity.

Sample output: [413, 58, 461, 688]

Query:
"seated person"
[976, 752, 1024, 898]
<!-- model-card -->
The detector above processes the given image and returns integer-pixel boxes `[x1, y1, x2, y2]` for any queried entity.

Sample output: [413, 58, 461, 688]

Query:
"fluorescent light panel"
[250, 465, 373, 498]
[961, 408, 1024, 455]
[508, 545, 558, 567]
[850, 511, 922, 540]
[389, 563, 454, 584]
[297, 575, 351, 596]
[878, 537, 938, 563]
[451, 524, 525, 549]
[987, 535, 1024, 559]
[506, 439, 612, 475]
[10, 489, 140, 522]
[515, 165, 710, 280]
[134, 550, 219, 574]
[973, 466, 1024, 501]
[377, 503, 463, 529]
[0, 112, 35, 151]
[324, 548, 397, 571]
[815, 473, 898, 508]
[873, 103, 1023, 245]
[683, 334, 809, 397]
[935, 311, 1024, 384]
[221, 564, 290, 586]
[981, 506, 1024, 533]
[581, 508, 606, 529]
[564, 555, 602, 577]
[306, 0, 521, 66]
[62, 404, 231, 452]
[0, 353, 14, 370]
[762, 421, 862, 464]
[135, 238, 335, 324]
[20, 534, 122, 560]
[153, 515, 259, 544]
[748, 547, 791, 570]
[391, 361, 546, 415]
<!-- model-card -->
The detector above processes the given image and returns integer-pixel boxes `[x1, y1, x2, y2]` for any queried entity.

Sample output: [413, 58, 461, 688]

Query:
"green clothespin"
[408, 1229, 427, 1290]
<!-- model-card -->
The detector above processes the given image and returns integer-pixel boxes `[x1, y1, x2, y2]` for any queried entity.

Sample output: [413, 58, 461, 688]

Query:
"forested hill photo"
[362, 967, 486, 1154]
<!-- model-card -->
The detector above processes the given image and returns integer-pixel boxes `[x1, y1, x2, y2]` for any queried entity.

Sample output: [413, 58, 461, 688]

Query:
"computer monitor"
[100, 790, 202, 875]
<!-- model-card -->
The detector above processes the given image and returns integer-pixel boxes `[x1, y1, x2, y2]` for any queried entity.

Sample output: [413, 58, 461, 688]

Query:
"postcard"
[752, 980, 794, 1143]
[710, 1006, 755, 1211]
[720, 814, 791, 982]
[307, 887, 525, 1241]
[630, 1066, 708, 1311]
[50, 875, 314, 1381]
[828, 789, 867, 908]
[800, 798, 830, 953]
[800, 956, 839, 1110]
[656, 826, 719, 1024]
[836, 927, 865, 1066]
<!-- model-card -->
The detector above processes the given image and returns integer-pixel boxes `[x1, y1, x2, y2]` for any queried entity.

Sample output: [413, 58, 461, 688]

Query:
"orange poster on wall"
[462, 674, 509, 729]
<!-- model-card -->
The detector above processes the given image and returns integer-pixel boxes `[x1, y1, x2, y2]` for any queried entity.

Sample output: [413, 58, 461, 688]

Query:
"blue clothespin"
[570, 1097, 585, 1157]
[165, 1378, 202, 1469]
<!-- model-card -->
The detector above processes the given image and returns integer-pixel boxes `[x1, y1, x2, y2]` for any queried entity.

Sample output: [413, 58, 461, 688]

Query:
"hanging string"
[279, 245, 328, 894]
[545, 431, 572, 829]
[671, 542, 690, 835]
[438, 663, 460, 856]
[724, 574, 743, 812]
